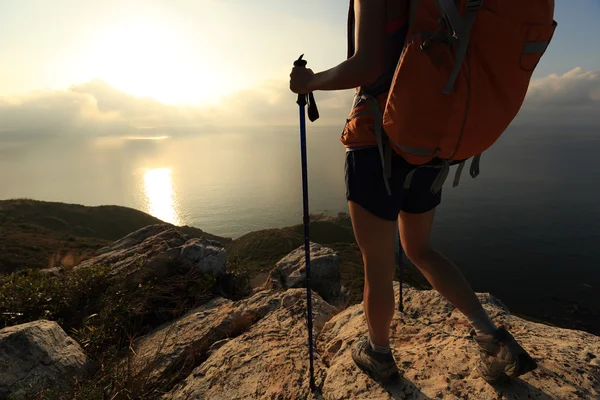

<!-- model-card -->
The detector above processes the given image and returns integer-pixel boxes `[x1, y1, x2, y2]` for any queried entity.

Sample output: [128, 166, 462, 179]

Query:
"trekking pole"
[294, 54, 319, 392]
[397, 230, 404, 312]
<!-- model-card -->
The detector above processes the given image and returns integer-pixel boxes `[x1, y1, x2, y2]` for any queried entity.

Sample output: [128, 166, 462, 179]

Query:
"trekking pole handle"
[294, 54, 308, 107]
[293, 54, 319, 122]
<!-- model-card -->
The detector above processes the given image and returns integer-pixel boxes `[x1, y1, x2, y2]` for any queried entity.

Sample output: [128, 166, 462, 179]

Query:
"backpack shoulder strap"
[347, 0, 355, 59]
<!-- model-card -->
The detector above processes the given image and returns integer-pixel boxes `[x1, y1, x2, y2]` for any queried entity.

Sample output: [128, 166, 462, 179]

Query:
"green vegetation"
[0, 265, 220, 358]
[0, 265, 111, 336]
[0, 260, 247, 399]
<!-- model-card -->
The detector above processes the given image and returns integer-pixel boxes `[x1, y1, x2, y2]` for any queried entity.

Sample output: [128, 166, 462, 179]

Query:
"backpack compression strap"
[435, 0, 483, 94]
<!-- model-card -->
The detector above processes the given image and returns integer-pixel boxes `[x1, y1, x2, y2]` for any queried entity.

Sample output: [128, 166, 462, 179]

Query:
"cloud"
[0, 78, 352, 140]
[0, 79, 211, 139]
[516, 67, 600, 130]
[0, 67, 598, 141]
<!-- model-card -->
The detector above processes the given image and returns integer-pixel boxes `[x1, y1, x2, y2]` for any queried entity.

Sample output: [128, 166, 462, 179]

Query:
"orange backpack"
[343, 0, 557, 194]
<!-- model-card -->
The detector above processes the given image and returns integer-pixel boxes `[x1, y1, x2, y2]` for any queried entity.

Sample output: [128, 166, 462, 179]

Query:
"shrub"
[0, 264, 216, 359]
[0, 265, 111, 332]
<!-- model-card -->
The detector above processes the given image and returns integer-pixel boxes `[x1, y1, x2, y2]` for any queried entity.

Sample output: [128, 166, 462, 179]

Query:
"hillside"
[0, 199, 232, 276]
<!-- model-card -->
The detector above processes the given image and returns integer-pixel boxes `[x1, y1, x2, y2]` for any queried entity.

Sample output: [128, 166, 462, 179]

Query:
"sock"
[466, 307, 498, 336]
[368, 336, 391, 354]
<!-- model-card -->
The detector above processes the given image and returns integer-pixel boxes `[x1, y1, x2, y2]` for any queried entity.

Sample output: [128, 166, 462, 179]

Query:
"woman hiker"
[289, 0, 538, 385]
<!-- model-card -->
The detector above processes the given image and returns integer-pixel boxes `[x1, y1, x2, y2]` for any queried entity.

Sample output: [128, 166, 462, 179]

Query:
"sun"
[83, 16, 233, 105]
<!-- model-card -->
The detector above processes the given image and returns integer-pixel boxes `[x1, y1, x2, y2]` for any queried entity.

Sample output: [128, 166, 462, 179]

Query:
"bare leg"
[398, 208, 536, 384]
[348, 201, 397, 347]
[398, 209, 482, 317]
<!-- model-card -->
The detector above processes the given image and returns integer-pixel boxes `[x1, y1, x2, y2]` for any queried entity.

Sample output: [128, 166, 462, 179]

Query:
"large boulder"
[75, 224, 227, 282]
[268, 242, 345, 305]
[0, 320, 96, 399]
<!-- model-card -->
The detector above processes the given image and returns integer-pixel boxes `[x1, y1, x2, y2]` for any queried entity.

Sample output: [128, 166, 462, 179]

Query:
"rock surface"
[316, 283, 600, 400]
[162, 288, 336, 400]
[131, 289, 336, 391]
[75, 224, 227, 280]
[268, 242, 344, 305]
[0, 320, 96, 399]
[148, 281, 599, 400]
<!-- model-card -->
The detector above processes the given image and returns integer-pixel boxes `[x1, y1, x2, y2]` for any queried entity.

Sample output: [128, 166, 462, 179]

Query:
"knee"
[359, 240, 396, 266]
[362, 255, 396, 283]
[404, 244, 434, 267]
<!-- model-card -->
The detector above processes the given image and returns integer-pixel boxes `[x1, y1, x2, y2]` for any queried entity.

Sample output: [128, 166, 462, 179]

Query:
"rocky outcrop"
[11, 234, 597, 400]
[0, 320, 96, 399]
[75, 224, 227, 281]
[161, 288, 336, 400]
[152, 282, 598, 399]
[268, 242, 347, 305]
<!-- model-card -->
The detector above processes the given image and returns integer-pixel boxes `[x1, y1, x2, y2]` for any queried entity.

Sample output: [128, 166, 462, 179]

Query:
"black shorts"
[345, 147, 442, 221]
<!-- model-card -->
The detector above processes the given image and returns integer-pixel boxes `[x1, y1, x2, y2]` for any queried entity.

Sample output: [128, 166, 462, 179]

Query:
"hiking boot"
[472, 326, 538, 384]
[351, 337, 401, 384]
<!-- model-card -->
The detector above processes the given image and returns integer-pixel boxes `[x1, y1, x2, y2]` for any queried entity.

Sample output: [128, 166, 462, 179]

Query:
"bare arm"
[310, 0, 386, 91]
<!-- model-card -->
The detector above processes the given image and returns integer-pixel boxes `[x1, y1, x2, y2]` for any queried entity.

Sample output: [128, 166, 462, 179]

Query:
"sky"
[0, 0, 599, 133]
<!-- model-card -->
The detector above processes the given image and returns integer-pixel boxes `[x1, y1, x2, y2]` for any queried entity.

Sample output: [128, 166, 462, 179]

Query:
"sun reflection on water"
[143, 168, 181, 225]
